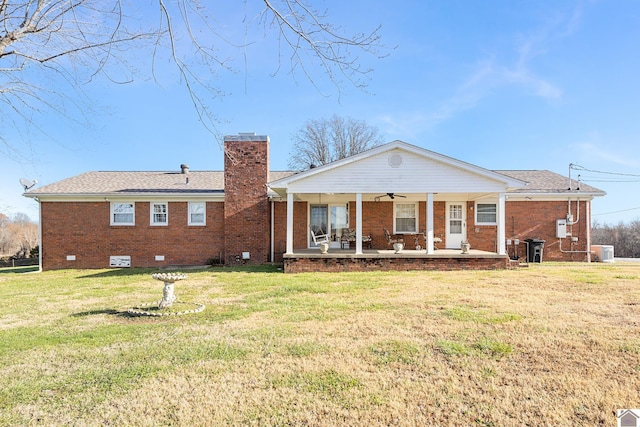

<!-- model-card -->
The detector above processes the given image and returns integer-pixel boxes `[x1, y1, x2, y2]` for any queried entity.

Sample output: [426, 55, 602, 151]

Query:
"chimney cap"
[224, 134, 269, 142]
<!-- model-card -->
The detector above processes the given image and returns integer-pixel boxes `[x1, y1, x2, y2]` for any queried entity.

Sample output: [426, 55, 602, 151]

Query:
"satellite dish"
[19, 178, 38, 191]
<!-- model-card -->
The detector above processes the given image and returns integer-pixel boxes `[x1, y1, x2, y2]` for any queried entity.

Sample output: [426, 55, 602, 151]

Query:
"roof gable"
[269, 140, 526, 194]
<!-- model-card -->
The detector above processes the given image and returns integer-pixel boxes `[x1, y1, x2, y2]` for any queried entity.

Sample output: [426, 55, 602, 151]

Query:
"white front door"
[446, 202, 466, 249]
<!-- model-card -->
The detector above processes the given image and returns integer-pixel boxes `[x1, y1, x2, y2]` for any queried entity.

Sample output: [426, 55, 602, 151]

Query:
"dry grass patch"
[1, 263, 639, 426]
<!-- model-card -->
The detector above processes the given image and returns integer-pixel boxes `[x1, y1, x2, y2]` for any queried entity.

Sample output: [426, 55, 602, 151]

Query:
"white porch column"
[355, 193, 363, 254]
[497, 193, 506, 255]
[426, 193, 435, 254]
[286, 191, 294, 255]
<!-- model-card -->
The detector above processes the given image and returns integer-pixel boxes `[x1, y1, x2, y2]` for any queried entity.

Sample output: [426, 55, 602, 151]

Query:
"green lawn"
[1, 263, 639, 426]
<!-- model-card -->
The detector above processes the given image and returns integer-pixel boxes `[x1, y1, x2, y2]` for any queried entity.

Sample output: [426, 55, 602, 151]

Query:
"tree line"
[0, 213, 38, 261]
[592, 220, 640, 258]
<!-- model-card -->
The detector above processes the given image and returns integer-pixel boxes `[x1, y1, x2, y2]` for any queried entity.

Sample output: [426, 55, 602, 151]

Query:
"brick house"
[24, 133, 605, 272]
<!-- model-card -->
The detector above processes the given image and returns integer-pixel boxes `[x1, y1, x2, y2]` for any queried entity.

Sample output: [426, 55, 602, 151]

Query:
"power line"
[593, 206, 640, 216]
[581, 179, 640, 183]
[571, 164, 640, 177]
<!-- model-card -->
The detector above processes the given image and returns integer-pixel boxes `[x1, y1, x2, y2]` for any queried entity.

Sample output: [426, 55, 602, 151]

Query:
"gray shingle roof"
[494, 170, 605, 195]
[26, 170, 296, 196]
[24, 169, 604, 197]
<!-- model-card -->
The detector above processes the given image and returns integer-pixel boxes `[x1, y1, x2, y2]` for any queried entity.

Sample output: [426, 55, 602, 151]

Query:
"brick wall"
[40, 201, 224, 270]
[504, 200, 590, 261]
[223, 135, 270, 264]
[272, 199, 591, 262]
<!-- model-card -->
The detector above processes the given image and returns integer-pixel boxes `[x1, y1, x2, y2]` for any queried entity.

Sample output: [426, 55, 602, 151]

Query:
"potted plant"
[460, 240, 470, 254]
[393, 242, 404, 253]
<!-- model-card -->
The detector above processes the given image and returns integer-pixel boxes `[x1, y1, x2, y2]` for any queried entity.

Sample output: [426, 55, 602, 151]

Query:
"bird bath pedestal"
[127, 272, 205, 317]
[152, 273, 187, 309]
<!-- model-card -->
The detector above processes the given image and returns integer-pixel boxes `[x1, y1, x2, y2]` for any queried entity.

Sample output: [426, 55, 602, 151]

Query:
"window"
[476, 203, 497, 225]
[151, 202, 168, 225]
[188, 202, 206, 225]
[395, 203, 417, 233]
[111, 202, 135, 226]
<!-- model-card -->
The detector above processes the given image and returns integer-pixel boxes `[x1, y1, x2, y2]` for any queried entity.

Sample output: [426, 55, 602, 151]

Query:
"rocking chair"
[383, 228, 404, 247]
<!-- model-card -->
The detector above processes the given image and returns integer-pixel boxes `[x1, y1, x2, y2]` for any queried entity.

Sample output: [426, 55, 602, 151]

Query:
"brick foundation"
[284, 254, 510, 273]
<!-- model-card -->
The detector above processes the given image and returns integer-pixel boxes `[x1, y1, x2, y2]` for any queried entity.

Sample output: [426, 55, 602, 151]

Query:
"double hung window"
[111, 202, 135, 225]
[395, 203, 417, 233]
[151, 202, 168, 225]
[188, 202, 206, 225]
[475, 203, 497, 225]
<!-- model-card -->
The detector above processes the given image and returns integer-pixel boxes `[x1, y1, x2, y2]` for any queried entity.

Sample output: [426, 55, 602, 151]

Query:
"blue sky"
[2, 0, 640, 225]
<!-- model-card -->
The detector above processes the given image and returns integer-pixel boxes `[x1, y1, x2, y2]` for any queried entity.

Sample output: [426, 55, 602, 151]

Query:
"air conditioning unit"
[592, 245, 614, 263]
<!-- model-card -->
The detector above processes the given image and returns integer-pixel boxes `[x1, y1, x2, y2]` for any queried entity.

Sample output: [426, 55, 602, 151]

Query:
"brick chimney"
[223, 133, 270, 265]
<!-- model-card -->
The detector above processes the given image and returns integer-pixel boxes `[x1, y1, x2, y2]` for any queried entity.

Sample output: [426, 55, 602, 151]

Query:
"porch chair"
[310, 227, 330, 246]
[340, 228, 373, 249]
[383, 228, 404, 248]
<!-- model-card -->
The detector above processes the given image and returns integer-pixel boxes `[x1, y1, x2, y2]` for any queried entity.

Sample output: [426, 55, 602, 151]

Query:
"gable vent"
[388, 154, 403, 168]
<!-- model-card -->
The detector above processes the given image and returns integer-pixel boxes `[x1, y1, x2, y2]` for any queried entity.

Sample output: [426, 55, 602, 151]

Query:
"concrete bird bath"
[153, 272, 186, 309]
[127, 272, 205, 317]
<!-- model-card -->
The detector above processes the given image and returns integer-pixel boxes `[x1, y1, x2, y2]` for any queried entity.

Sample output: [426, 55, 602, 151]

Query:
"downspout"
[270, 199, 274, 263]
[586, 200, 591, 262]
[37, 198, 42, 272]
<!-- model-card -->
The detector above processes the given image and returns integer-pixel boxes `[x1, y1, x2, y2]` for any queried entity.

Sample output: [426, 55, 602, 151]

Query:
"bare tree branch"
[288, 114, 382, 170]
[1, 1, 390, 158]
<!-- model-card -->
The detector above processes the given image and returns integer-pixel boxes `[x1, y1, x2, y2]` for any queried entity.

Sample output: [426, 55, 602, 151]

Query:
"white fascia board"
[506, 192, 600, 201]
[31, 193, 225, 202]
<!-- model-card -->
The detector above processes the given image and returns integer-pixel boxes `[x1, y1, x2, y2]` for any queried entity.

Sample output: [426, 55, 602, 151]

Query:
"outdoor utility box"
[525, 239, 545, 263]
[592, 245, 615, 263]
[556, 219, 567, 238]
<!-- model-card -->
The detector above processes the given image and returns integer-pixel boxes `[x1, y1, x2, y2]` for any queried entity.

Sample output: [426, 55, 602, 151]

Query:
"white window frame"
[110, 202, 135, 226]
[394, 202, 418, 234]
[475, 202, 497, 225]
[188, 202, 206, 226]
[150, 202, 168, 226]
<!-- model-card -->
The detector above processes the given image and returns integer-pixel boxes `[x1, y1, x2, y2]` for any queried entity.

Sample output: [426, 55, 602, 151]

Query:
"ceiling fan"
[374, 193, 406, 202]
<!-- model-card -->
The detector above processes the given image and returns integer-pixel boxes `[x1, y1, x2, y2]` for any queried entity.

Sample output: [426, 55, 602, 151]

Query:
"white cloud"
[378, 3, 586, 138]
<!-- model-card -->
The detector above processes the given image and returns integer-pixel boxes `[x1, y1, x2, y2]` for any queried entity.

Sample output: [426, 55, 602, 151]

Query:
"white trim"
[356, 193, 363, 255]
[270, 200, 274, 263]
[150, 202, 168, 226]
[497, 193, 506, 255]
[286, 192, 294, 255]
[426, 193, 434, 255]
[393, 201, 418, 234]
[475, 201, 497, 225]
[188, 202, 206, 226]
[30, 194, 224, 202]
[110, 202, 135, 226]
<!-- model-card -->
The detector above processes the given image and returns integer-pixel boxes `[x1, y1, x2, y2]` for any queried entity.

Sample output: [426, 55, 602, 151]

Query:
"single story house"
[24, 133, 605, 272]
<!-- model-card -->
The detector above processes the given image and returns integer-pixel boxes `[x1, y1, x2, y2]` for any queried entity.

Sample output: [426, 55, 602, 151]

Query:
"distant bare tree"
[1, 1, 387, 159]
[592, 219, 640, 258]
[288, 114, 383, 170]
[0, 212, 36, 257]
[0, 213, 11, 254]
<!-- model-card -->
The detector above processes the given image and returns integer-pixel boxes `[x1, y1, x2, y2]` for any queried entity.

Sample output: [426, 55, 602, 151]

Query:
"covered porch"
[268, 141, 527, 272]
